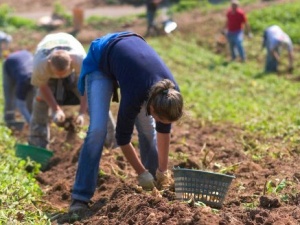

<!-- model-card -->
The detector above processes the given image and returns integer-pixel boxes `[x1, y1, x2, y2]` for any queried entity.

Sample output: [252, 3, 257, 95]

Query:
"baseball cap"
[231, 0, 239, 5]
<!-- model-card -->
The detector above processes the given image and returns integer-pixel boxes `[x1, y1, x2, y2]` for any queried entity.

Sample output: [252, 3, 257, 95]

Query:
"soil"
[9, 0, 300, 224]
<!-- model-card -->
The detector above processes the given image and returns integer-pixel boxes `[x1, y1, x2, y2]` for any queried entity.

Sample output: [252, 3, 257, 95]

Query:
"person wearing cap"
[28, 32, 116, 149]
[2, 50, 35, 125]
[69, 31, 183, 213]
[0, 31, 12, 59]
[262, 25, 293, 73]
[224, 0, 252, 62]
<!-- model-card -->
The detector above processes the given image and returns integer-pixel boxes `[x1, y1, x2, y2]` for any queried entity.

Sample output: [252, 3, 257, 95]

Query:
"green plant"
[264, 179, 287, 195]
[53, 0, 72, 26]
[0, 4, 12, 27]
[7, 16, 37, 29]
[0, 126, 50, 224]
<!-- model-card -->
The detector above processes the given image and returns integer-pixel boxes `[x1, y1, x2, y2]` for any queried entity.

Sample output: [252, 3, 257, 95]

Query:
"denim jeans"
[265, 47, 279, 73]
[227, 30, 245, 61]
[29, 75, 116, 148]
[71, 71, 158, 202]
[2, 63, 34, 123]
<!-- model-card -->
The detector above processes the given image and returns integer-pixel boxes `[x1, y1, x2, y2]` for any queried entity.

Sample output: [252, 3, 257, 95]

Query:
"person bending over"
[70, 31, 183, 212]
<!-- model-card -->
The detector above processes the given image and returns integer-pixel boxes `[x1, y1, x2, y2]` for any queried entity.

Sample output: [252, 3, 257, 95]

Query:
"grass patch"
[148, 34, 300, 142]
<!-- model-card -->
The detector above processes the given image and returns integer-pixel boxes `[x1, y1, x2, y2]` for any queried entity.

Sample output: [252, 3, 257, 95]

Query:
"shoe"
[69, 199, 89, 213]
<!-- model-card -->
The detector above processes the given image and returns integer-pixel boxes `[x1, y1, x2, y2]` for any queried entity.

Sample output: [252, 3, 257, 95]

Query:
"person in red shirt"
[224, 0, 251, 62]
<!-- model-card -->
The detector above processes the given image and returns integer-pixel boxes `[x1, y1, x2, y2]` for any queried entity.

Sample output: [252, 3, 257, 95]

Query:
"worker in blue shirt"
[2, 50, 35, 125]
[70, 31, 183, 212]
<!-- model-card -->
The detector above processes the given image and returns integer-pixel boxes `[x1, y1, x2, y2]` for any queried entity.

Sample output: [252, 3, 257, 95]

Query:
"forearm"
[120, 143, 145, 175]
[39, 84, 60, 112]
[78, 92, 88, 115]
[245, 22, 251, 33]
[157, 132, 170, 172]
[272, 50, 280, 61]
[288, 51, 293, 67]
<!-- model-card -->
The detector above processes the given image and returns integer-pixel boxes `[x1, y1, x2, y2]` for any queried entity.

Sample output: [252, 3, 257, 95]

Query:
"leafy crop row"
[248, 2, 300, 44]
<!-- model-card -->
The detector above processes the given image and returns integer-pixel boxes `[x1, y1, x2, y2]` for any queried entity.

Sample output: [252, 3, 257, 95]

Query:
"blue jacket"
[78, 32, 179, 145]
[4, 50, 33, 100]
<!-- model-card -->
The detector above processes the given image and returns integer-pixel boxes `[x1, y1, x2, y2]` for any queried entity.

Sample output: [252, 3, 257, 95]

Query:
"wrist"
[157, 169, 168, 174]
[138, 169, 148, 176]
[54, 106, 61, 112]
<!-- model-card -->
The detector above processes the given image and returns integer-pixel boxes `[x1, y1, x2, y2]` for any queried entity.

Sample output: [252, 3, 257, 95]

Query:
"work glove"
[75, 114, 85, 127]
[221, 29, 227, 35]
[156, 169, 173, 190]
[247, 32, 253, 39]
[53, 109, 66, 123]
[137, 170, 155, 190]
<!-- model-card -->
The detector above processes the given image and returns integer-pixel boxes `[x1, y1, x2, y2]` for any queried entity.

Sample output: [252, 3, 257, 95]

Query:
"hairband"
[162, 89, 169, 95]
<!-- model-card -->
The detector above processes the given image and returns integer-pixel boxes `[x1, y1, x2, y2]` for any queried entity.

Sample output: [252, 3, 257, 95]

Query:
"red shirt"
[226, 8, 247, 32]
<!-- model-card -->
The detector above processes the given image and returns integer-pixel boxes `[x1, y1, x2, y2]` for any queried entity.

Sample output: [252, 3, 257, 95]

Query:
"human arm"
[288, 50, 294, 72]
[120, 143, 155, 190]
[271, 49, 280, 62]
[157, 132, 170, 172]
[155, 132, 173, 190]
[39, 83, 65, 122]
[39, 84, 59, 111]
[75, 91, 88, 126]
[244, 21, 252, 38]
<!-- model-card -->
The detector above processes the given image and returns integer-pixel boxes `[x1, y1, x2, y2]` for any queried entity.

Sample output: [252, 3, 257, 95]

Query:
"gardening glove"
[75, 114, 85, 127]
[247, 32, 253, 39]
[156, 169, 173, 190]
[137, 170, 155, 190]
[53, 109, 66, 123]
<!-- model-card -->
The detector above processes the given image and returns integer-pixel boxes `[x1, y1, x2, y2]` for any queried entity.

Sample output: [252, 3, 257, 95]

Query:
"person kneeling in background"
[69, 31, 184, 212]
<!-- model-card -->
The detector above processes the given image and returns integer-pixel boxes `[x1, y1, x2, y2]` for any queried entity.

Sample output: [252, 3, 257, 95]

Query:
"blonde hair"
[49, 50, 71, 71]
[147, 79, 183, 122]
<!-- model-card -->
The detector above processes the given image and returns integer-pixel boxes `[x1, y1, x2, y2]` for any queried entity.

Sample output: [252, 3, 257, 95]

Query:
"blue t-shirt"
[4, 50, 33, 100]
[79, 32, 179, 145]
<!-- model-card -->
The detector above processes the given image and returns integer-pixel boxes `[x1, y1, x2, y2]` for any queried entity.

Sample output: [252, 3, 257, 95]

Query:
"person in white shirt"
[262, 25, 293, 73]
[29, 32, 116, 149]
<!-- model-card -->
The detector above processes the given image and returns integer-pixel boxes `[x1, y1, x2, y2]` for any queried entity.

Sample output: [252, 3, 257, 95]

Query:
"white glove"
[75, 114, 85, 127]
[247, 32, 253, 39]
[137, 170, 155, 190]
[53, 109, 66, 123]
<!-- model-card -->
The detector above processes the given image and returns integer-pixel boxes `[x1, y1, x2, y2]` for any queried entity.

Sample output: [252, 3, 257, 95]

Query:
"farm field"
[0, 0, 300, 224]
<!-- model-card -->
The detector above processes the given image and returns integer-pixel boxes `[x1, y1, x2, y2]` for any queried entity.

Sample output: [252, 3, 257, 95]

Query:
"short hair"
[49, 50, 71, 71]
[147, 79, 183, 122]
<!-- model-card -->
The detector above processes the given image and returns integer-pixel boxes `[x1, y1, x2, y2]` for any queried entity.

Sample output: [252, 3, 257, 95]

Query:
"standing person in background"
[145, 0, 162, 36]
[224, 0, 252, 62]
[2, 50, 35, 125]
[69, 31, 183, 212]
[0, 31, 12, 59]
[28, 32, 116, 149]
[262, 25, 293, 73]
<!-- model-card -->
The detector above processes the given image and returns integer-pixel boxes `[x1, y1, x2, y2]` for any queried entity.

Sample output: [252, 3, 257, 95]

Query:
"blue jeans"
[72, 71, 158, 202]
[227, 30, 245, 61]
[2, 62, 34, 123]
[265, 47, 279, 73]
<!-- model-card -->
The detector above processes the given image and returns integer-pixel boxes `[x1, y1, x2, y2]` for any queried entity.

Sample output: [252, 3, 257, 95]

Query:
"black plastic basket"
[173, 168, 235, 208]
